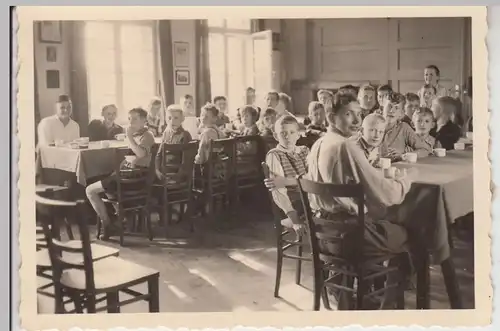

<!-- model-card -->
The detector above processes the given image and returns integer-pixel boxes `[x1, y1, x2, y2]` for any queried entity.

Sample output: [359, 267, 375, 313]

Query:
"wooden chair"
[296, 177, 407, 310]
[100, 145, 158, 246]
[151, 141, 198, 236]
[233, 136, 266, 206]
[37, 193, 160, 314]
[261, 163, 311, 298]
[193, 138, 236, 222]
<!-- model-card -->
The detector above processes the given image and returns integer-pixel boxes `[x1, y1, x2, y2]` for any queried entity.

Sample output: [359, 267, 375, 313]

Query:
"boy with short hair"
[180, 94, 195, 117]
[239, 105, 260, 136]
[412, 107, 441, 149]
[377, 84, 393, 113]
[276, 92, 294, 119]
[403, 93, 420, 129]
[213, 96, 231, 128]
[266, 115, 309, 234]
[380, 92, 432, 161]
[258, 107, 278, 138]
[419, 84, 437, 108]
[86, 108, 155, 240]
[194, 103, 227, 165]
[356, 113, 386, 167]
[155, 105, 193, 181]
[338, 84, 358, 98]
[298, 101, 327, 149]
[358, 84, 378, 119]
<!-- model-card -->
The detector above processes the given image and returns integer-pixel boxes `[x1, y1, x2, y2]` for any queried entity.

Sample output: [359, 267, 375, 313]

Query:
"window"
[207, 19, 251, 117]
[84, 21, 158, 126]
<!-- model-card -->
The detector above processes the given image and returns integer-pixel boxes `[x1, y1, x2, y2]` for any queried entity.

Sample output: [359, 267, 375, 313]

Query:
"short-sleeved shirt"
[124, 127, 155, 169]
[37, 115, 80, 146]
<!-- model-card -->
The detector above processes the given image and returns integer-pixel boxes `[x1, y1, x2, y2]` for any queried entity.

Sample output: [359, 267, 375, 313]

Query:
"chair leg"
[118, 211, 125, 247]
[416, 252, 430, 309]
[356, 275, 366, 310]
[441, 257, 463, 309]
[274, 247, 284, 298]
[313, 273, 322, 311]
[321, 270, 331, 310]
[185, 197, 195, 232]
[146, 207, 153, 241]
[147, 275, 160, 312]
[295, 236, 303, 285]
[106, 291, 120, 313]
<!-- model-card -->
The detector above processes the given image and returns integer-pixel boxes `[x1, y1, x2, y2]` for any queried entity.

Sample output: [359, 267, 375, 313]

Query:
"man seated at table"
[37, 94, 80, 146]
[85, 107, 155, 240]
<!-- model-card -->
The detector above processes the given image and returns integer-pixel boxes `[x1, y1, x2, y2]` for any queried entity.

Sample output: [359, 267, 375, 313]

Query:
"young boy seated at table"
[419, 84, 437, 108]
[377, 84, 393, 114]
[239, 105, 260, 136]
[431, 96, 462, 150]
[380, 92, 432, 162]
[194, 103, 227, 165]
[297, 101, 327, 149]
[258, 107, 278, 138]
[402, 92, 420, 129]
[265, 115, 309, 234]
[86, 107, 155, 240]
[412, 107, 441, 150]
[155, 105, 193, 182]
[356, 113, 386, 167]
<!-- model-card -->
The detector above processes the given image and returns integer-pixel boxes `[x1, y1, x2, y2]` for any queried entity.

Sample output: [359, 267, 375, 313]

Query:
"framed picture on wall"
[175, 70, 190, 86]
[173, 42, 189, 67]
[46, 46, 57, 62]
[46, 70, 60, 89]
[39, 21, 62, 43]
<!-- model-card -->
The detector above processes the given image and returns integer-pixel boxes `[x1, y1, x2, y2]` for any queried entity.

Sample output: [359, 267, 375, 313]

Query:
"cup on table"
[454, 142, 465, 150]
[69, 142, 79, 149]
[78, 137, 90, 143]
[379, 158, 391, 169]
[100, 140, 110, 148]
[54, 139, 65, 147]
[115, 133, 126, 141]
[384, 166, 397, 179]
[434, 148, 446, 157]
[466, 131, 473, 140]
[403, 152, 418, 163]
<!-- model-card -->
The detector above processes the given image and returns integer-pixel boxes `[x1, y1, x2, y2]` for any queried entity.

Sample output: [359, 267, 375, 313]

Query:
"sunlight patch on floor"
[227, 251, 275, 276]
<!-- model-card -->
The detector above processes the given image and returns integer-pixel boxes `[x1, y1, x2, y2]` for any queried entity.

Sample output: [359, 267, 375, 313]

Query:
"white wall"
[34, 22, 71, 119]
[170, 20, 197, 106]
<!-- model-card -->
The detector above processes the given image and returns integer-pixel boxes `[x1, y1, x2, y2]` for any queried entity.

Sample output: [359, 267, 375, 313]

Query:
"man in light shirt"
[37, 94, 80, 146]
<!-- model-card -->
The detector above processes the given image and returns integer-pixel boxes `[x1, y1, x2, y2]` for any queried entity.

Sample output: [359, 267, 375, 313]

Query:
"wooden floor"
[37, 204, 475, 313]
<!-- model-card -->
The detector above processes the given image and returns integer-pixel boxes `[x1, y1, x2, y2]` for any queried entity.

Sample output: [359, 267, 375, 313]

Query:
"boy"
[238, 105, 260, 136]
[358, 84, 378, 119]
[276, 92, 294, 119]
[155, 105, 192, 181]
[338, 84, 358, 98]
[297, 101, 327, 149]
[266, 115, 309, 235]
[86, 108, 155, 240]
[431, 96, 462, 150]
[181, 94, 195, 117]
[194, 103, 227, 165]
[356, 113, 386, 167]
[377, 84, 393, 113]
[412, 107, 440, 149]
[266, 91, 280, 109]
[213, 96, 231, 128]
[380, 92, 432, 161]
[403, 93, 420, 129]
[258, 107, 278, 138]
[419, 84, 437, 108]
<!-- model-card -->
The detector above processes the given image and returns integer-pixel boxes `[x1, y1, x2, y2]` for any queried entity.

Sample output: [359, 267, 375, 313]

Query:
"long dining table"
[391, 148, 473, 309]
[37, 138, 163, 186]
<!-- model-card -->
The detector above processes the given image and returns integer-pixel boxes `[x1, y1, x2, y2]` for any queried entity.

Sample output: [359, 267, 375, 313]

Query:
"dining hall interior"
[34, 17, 474, 314]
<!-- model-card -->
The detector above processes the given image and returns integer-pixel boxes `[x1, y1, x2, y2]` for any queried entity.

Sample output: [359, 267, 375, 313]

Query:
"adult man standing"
[37, 94, 80, 146]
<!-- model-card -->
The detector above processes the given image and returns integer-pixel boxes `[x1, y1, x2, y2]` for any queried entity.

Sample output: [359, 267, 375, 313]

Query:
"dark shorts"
[101, 167, 149, 194]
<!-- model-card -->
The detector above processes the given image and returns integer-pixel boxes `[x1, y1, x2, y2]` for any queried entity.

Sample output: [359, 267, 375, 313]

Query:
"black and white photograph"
[17, 5, 490, 330]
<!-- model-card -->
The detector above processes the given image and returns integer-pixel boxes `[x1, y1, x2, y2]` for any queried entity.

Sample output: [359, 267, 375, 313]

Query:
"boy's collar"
[276, 144, 299, 153]
[358, 136, 376, 151]
[133, 127, 148, 136]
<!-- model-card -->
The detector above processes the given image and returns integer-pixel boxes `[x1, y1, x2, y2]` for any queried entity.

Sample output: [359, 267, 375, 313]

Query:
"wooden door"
[388, 18, 465, 95]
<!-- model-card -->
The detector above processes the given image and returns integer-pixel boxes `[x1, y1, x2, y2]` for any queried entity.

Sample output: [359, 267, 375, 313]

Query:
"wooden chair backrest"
[296, 177, 365, 266]
[207, 138, 236, 183]
[158, 141, 198, 188]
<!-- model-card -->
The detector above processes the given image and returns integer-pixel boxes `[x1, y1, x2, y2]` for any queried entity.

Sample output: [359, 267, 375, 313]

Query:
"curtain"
[67, 21, 90, 137]
[195, 20, 211, 115]
[157, 20, 174, 109]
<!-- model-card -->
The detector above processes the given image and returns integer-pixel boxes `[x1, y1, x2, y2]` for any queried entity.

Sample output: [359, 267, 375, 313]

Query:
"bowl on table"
[403, 152, 418, 163]
[433, 148, 446, 157]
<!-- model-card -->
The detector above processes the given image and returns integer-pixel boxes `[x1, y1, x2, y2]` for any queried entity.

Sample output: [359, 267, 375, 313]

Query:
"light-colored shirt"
[380, 121, 432, 159]
[194, 125, 226, 164]
[266, 145, 309, 214]
[124, 128, 155, 168]
[307, 129, 413, 220]
[417, 84, 448, 99]
[37, 115, 80, 146]
[356, 136, 380, 167]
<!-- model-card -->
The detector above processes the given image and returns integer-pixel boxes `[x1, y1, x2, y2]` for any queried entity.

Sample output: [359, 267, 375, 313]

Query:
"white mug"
[379, 158, 391, 169]
[454, 142, 465, 150]
[434, 148, 446, 157]
[115, 133, 126, 141]
[404, 152, 418, 163]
